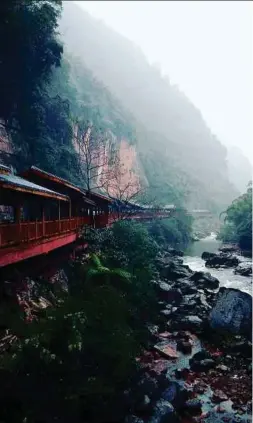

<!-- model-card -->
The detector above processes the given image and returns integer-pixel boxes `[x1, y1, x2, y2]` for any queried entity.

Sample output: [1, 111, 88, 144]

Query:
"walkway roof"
[0, 173, 69, 201]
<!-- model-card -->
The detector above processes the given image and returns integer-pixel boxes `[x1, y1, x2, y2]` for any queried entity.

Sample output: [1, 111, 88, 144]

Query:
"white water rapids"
[183, 233, 252, 295]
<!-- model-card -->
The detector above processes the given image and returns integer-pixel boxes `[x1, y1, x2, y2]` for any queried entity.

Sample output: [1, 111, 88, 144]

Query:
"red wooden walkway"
[0, 164, 174, 268]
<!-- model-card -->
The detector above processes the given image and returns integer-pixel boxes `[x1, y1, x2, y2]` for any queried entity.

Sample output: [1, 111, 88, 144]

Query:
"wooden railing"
[0, 216, 92, 248]
[0, 211, 173, 248]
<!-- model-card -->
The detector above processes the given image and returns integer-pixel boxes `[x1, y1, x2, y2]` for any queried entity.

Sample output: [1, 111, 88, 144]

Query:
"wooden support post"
[58, 201, 61, 233]
[14, 205, 21, 241]
[42, 204, 45, 237]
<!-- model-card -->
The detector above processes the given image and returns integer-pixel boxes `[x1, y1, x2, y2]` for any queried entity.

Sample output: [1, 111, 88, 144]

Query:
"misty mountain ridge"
[226, 145, 252, 193]
[59, 2, 238, 212]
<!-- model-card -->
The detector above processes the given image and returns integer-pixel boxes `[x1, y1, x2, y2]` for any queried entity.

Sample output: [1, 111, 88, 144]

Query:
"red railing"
[0, 216, 92, 248]
[0, 211, 173, 248]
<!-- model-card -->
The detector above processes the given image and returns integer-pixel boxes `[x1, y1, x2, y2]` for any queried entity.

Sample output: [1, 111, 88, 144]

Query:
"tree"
[219, 181, 252, 250]
[73, 117, 118, 192]
[0, 0, 64, 165]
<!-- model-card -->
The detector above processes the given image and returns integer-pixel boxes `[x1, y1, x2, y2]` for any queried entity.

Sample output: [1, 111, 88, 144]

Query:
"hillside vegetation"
[219, 182, 252, 251]
[59, 2, 238, 212]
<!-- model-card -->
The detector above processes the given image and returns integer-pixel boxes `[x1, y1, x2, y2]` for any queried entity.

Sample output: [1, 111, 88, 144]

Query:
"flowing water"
[183, 233, 252, 295]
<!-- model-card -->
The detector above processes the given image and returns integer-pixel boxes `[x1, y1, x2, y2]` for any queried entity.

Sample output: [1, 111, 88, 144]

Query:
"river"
[183, 233, 252, 295]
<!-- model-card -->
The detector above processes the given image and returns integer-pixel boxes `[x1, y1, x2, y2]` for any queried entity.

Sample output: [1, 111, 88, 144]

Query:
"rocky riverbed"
[124, 247, 252, 423]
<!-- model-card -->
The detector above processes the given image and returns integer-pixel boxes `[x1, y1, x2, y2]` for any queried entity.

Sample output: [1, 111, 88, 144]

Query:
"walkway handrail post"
[42, 205, 45, 237]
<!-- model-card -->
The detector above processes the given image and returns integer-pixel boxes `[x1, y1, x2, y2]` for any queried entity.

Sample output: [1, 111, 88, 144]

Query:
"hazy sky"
[75, 1, 252, 162]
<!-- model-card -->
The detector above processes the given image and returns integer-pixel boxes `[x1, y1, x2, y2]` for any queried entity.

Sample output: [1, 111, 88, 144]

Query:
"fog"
[74, 1, 252, 163]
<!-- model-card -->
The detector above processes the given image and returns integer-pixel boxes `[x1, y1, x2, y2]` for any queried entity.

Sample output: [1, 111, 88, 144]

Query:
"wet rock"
[156, 256, 183, 268]
[190, 349, 210, 363]
[226, 340, 252, 357]
[234, 262, 252, 277]
[135, 394, 152, 415]
[209, 288, 252, 339]
[219, 245, 239, 253]
[190, 271, 219, 290]
[148, 399, 179, 423]
[125, 416, 145, 423]
[216, 364, 229, 372]
[158, 331, 172, 339]
[160, 309, 171, 316]
[161, 382, 189, 408]
[175, 368, 190, 380]
[205, 253, 240, 268]
[154, 343, 179, 359]
[191, 358, 216, 372]
[156, 282, 183, 304]
[190, 350, 216, 372]
[161, 263, 192, 280]
[202, 252, 216, 260]
[184, 398, 202, 415]
[137, 373, 158, 398]
[176, 279, 198, 295]
[182, 315, 204, 331]
[166, 248, 184, 257]
[212, 390, 229, 403]
[177, 340, 192, 354]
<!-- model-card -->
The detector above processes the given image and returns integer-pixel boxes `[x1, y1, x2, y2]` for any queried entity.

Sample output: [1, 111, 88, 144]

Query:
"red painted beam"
[0, 232, 77, 268]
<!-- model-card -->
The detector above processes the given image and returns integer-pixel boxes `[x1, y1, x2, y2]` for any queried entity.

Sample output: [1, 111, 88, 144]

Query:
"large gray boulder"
[190, 271, 219, 290]
[209, 288, 252, 338]
[234, 262, 252, 277]
[205, 253, 240, 268]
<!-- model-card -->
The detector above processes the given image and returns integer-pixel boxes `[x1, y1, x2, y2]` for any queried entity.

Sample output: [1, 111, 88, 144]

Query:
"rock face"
[209, 288, 252, 338]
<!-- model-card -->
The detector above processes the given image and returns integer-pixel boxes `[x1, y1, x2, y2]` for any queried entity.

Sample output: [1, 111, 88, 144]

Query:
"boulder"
[194, 358, 216, 371]
[169, 315, 204, 333]
[166, 248, 184, 257]
[177, 340, 192, 354]
[189, 350, 216, 372]
[154, 343, 179, 359]
[190, 271, 219, 290]
[176, 279, 198, 295]
[205, 254, 240, 268]
[184, 398, 202, 415]
[212, 390, 229, 403]
[162, 265, 192, 280]
[209, 288, 252, 338]
[201, 252, 216, 260]
[125, 416, 145, 423]
[161, 382, 189, 409]
[219, 245, 239, 253]
[148, 399, 179, 423]
[157, 282, 183, 304]
[234, 262, 252, 277]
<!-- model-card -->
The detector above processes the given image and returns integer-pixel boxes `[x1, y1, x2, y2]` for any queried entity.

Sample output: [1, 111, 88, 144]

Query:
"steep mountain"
[226, 146, 252, 193]
[59, 2, 238, 211]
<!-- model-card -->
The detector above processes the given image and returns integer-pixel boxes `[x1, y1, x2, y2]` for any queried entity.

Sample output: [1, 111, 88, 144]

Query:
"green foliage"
[219, 182, 252, 250]
[0, 256, 141, 423]
[85, 221, 160, 326]
[148, 209, 193, 247]
[0, 1, 64, 161]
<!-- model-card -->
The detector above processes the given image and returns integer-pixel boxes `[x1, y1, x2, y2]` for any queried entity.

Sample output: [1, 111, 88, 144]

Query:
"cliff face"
[59, 3, 238, 212]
